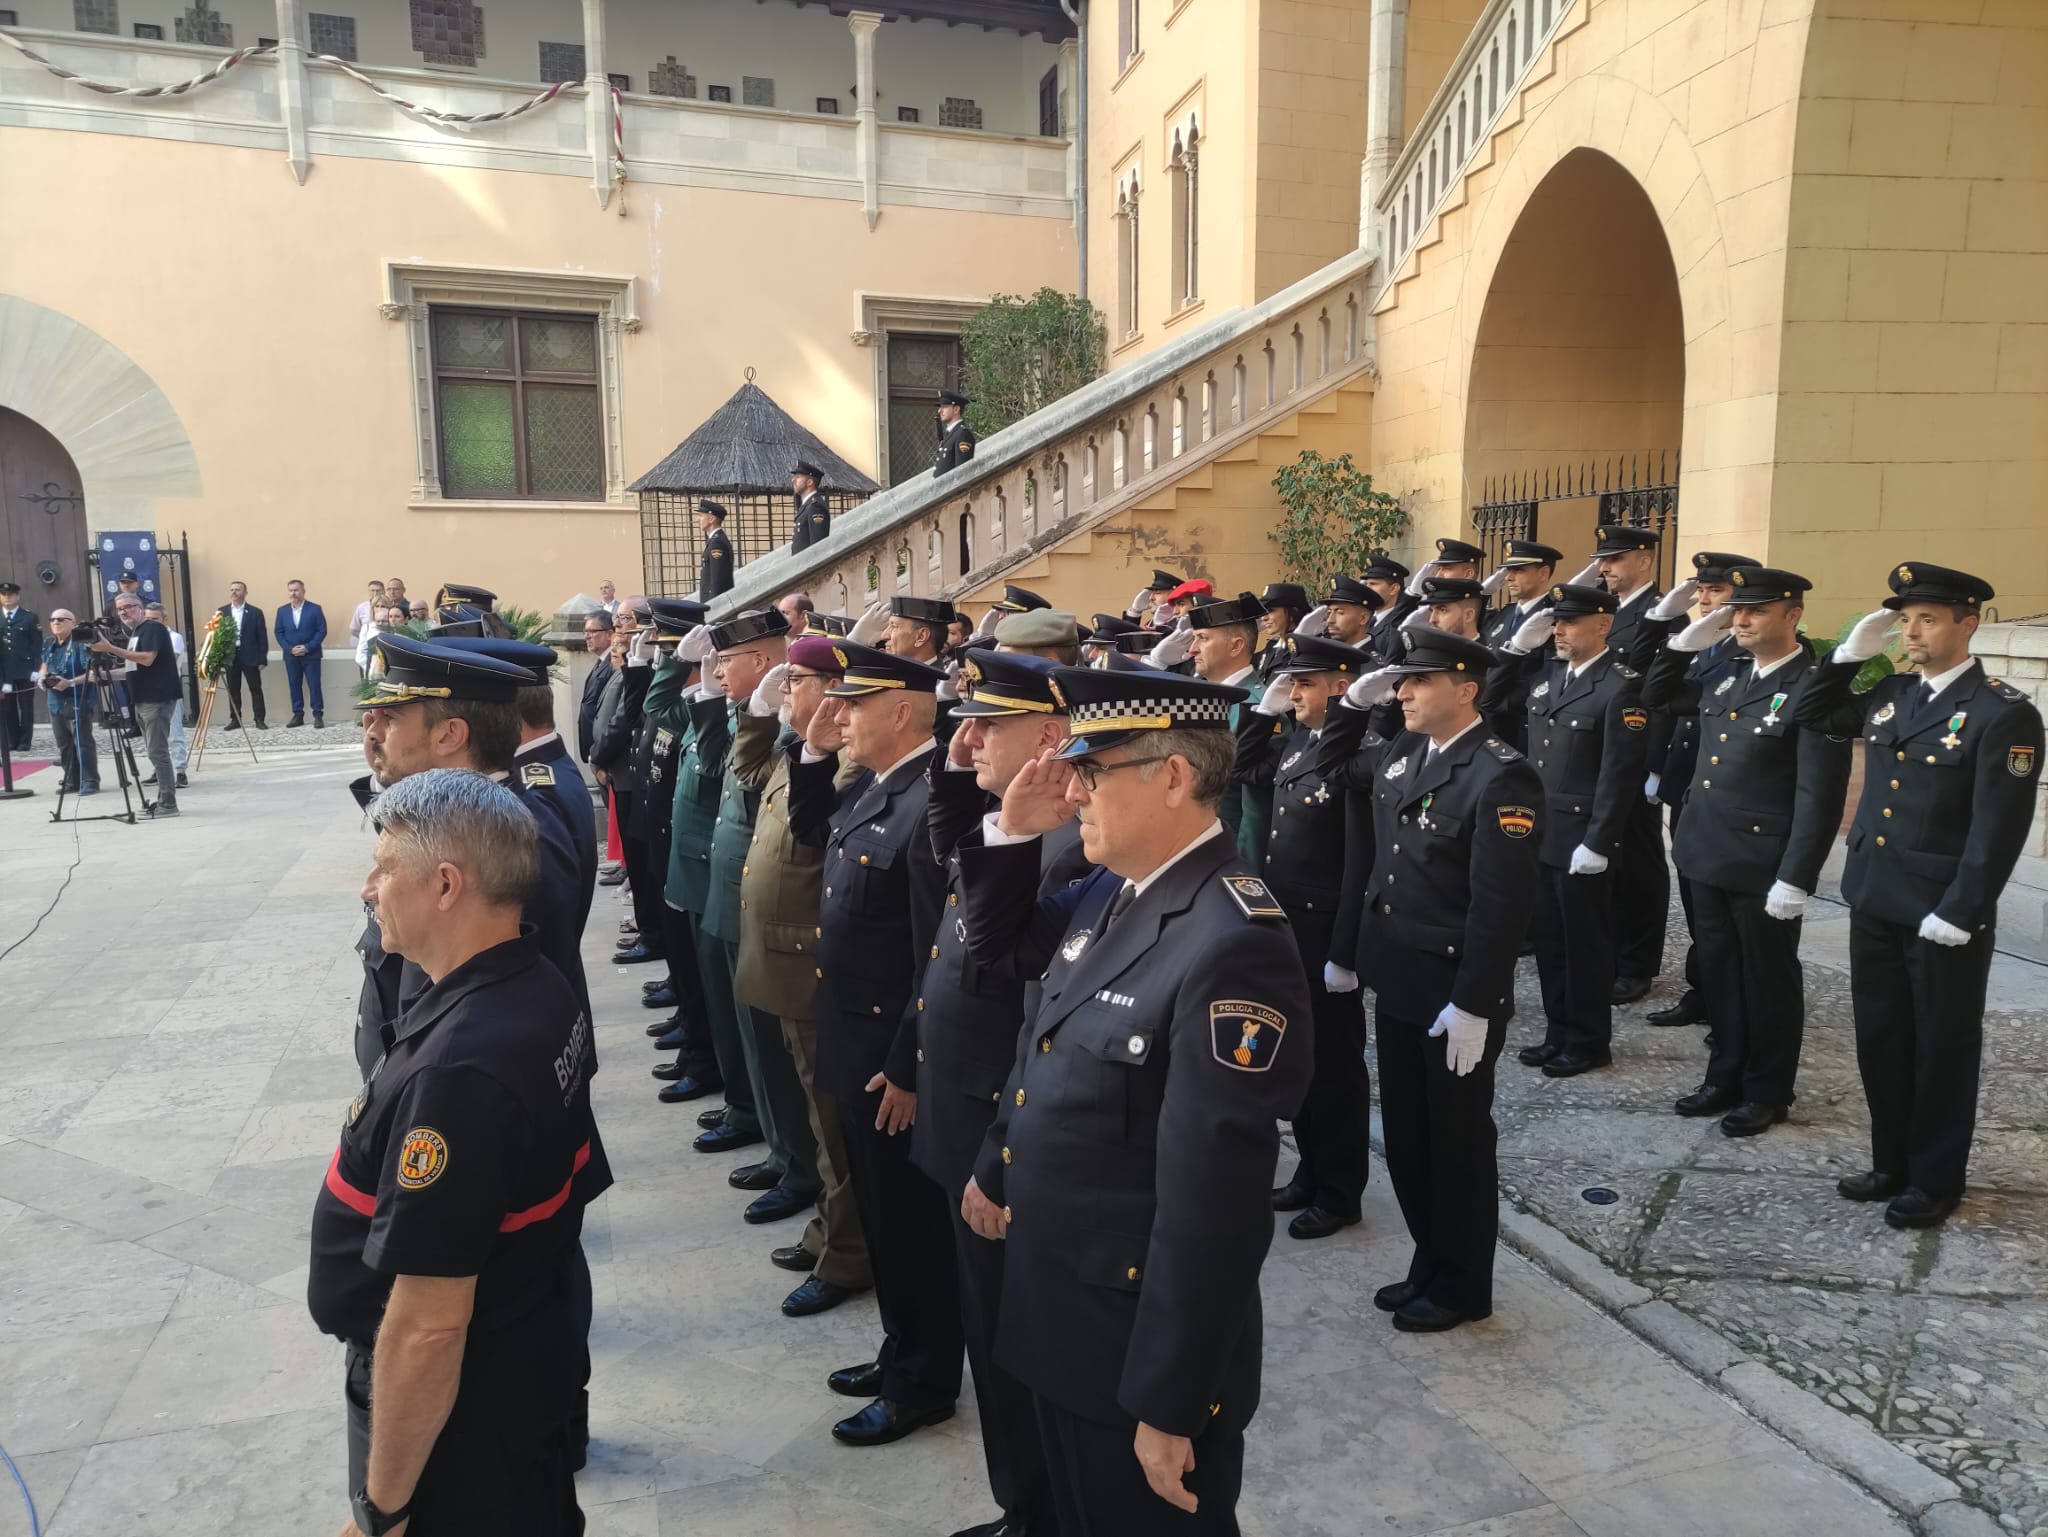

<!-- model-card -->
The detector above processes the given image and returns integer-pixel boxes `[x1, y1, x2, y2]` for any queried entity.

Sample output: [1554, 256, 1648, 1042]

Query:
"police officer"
[986, 582, 1051, 617]
[1082, 613, 1143, 665]
[1255, 581, 1311, 677]
[1318, 628, 1542, 1331]
[0, 580, 39, 750]
[786, 642, 963, 1447]
[1124, 569, 1184, 630]
[1477, 541, 1562, 751]
[1589, 524, 1670, 1001]
[1637, 551, 1761, 1028]
[431, 581, 513, 639]
[1186, 590, 1284, 859]
[1648, 568, 1850, 1135]
[917, 648, 1085, 1536]
[1417, 575, 1487, 640]
[956, 663, 1311, 1528]
[698, 499, 735, 600]
[312, 769, 606, 1537]
[1250, 633, 1375, 1240]
[790, 460, 832, 552]
[1509, 583, 1649, 1076]
[1795, 562, 2044, 1227]
[1316, 573, 1382, 650]
[934, 389, 978, 475]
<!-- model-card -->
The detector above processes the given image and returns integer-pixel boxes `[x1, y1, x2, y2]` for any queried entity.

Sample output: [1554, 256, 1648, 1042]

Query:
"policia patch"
[1211, 1002, 1287, 1072]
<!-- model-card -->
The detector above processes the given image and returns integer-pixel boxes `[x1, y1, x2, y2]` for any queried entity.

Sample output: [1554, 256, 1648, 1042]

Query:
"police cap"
[954, 650, 1065, 719]
[991, 584, 1051, 614]
[707, 608, 791, 651]
[698, 499, 727, 520]
[824, 641, 945, 696]
[429, 635, 556, 686]
[1146, 569, 1183, 593]
[1188, 591, 1264, 630]
[1048, 665, 1247, 757]
[1270, 633, 1375, 676]
[1325, 574, 1386, 612]
[1085, 614, 1141, 645]
[359, 632, 532, 709]
[1420, 576, 1487, 607]
[1547, 582, 1620, 618]
[1361, 555, 1411, 585]
[1382, 628, 1498, 678]
[647, 597, 708, 641]
[791, 459, 825, 481]
[1723, 567, 1814, 606]
[1435, 537, 1487, 565]
[1883, 561, 1994, 612]
[813, 612, 854, 637]
[1692, 550, 1761, 584]
[937, 389, 969, 409]
[1259, 582, 1311, 613]
[1594, 523, 1662, 555]
[1503, 540, 1564, 568]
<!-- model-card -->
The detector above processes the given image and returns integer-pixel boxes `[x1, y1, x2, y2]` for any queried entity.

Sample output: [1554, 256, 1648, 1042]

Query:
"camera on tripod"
[69, 613, 127, 659]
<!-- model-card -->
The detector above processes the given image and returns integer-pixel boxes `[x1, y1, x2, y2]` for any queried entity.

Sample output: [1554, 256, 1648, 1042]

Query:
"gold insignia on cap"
[1048, 678, 1066, 709]
[832, 646, 848, 668]
[1898, 565, 1914, 584]
[1551, 585, 1564, 600]
[964, 658, 983, 683]
[1286, 636, 1299, 654]
[1731, 570, 1746, 585]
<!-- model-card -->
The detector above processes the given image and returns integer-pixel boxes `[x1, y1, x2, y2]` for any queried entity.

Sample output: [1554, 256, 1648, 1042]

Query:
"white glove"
[1669, 605, 1735, 652]
[973, 605, 1001, 640]
[1130, 587, 1157, 622]
[1254, 676, 1294, 716]
[677, 624, 716, 664]
[1147, 616, 1195, 668]
[625, 629, 655, 668]
[1481, 565, 1509, 597]
[1400, 603, 1433, 632]
[1504, 607, 1557, 655]
[1569, 844, 1610, 876]
[1295, 605, 1329, 639]
[748, 662, 789, 718]
[694, 677, 727, 702]
[1649, 578, 1700, 622]
[1835, 608, 1901, 664]
[1565, 558, 1602, 590]
[1644, 774, 1661, 803]
[1404, 559, 1441, 598]
[1428, 1002, 1488, 1077]
[1918, 913, 1971, 947]
[936, 663, 962, 703]
[1764, 880, 1808, 921]
[848, 599, 890, 647]
[1345, 667, 1399, 710]
[1323, 962, 1360, 994]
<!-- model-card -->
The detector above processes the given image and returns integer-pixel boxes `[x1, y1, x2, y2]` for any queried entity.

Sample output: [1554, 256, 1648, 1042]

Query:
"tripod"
[50, 669, 145, 825]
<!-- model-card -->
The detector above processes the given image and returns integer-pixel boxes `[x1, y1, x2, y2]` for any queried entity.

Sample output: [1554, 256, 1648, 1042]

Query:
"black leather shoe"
[1838, 1169, 1907, 1203]
[831, 1398, 953, 1447]
[642, 984, 677, 1010]
[770, 1244, 817, 1273]
[745, 1186, 819, 1225]
[1646, 996, 1706, 1027]
[694, 1123, 764, 1154]
[286, 715, 304, 728]
[646, 1016, 680, 1037]
[1393, 1296, 1473, 1333]
[1611, 976, 1653, 1004]
[1542, 1049, 1612, 1077]
[1674, 1084, 1740, 1117]
[223, 720, 240, 732]
[1720, 1102, 1789, 1138]
[783, 1275, 858, 1317]
[652, 1059, 686, 1080]
[658, 1076, 719, 1104]
[1884, 1188, 1961, 1229]
[728, 1161, 779, 1191]
[641, 976, 666, 992]
[1374, 1280, 1423, 1313]
[698, 1106, 728, 1129]
[653, 1027, 686, 1050]
[1518, 1042, 1560, 1067]
[1271, 1179, 1313, 1212]
[312, 716, 324, 729]
[614, 943, 659, 964]
[599, 868, 627, 886]
[828, 1361, 884, 1398]
[1288, 1206, 1361, 1240]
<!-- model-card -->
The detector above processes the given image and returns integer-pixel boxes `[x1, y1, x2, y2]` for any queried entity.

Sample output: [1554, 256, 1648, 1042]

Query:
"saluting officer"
[1255, 582, 1312, 678]
[957, 663, 1311, 1529]
[1418, 575, 1487, 640]
[1249, 633, 1375, 1241]
[1796, 563, 2044, 1228]
[1505, 583, 1650, 1077]
[1361, 556, 1415, 657]
[1318, 572, 1383, 650]
[1319, 628, 1542, 1332]
[698, 500, 735, 600]
[1082, 613, 1143, 665]
[1476, 541, 1562, 751]
[1186, 590, 1285, 859]
[934, 388, 978, 474]
[790, 460, 832, 552]
[312, 770, 606, 1537]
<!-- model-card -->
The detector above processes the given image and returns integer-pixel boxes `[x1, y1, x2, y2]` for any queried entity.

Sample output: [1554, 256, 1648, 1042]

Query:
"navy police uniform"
[1475, 541, 1562, 750]
[0, 585, 38, 749]
[1192, 590, 1286, 860]
[934, 390, 978, 474]
[1593, 524, 1673, 987]
[698, 500, 735, 600]
[791, 460, 832, 552]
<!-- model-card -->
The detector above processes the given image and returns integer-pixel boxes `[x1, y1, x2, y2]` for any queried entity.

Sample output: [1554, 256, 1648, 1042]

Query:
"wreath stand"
[188, 677, 259, 772]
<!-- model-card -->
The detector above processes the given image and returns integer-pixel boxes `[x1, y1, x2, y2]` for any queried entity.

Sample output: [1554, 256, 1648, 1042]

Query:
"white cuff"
[980, 811, 1040, 847]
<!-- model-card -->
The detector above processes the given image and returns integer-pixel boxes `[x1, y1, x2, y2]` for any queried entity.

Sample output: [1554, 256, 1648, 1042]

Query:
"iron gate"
[1472, 452, 1681, 590]
[87, 533, 201, 714]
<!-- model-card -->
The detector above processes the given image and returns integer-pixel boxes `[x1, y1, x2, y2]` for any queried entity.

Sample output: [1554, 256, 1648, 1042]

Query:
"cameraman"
[91, 593, 181, 817]
[39, 609, 99, 795]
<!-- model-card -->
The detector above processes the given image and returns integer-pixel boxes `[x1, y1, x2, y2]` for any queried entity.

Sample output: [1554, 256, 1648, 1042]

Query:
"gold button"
[1896, 751, 1906, 761]
[1719, 734, 1728, 742]
[815, 926, 822, 937]
[916, 1000, 924, 1011]
[1883, 807, 1893, 818]
[1710, 756, 1719, 765]
[1016, 1089, 1026, 1105]
[1127, 1266, 1141, 1281]
[1927, 755, 1937, 763]
[1876, 835, 1887, 846]
[872, 1005, 882, 1015]
[815, 967, 823, 978]
[1891, 779, 1900, 790]
[1728, 711, 1738, 720]
[860, 854, 870, 865]
[1003, 1206, 1013, 1221]
[1039, 1038, 1051, 1053]
[949, 894, 959, 906]
[930, 945, 940, 958]
[1002, 1147, 1012, 1164]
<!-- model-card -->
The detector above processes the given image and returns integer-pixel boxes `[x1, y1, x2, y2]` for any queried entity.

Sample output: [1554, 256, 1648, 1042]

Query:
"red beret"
[787, 636, 844, 673]
[1164, 578, 1215, 603]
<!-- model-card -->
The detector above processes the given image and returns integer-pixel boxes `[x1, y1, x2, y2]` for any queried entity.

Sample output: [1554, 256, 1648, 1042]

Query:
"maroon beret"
[787, 636, 844, 673]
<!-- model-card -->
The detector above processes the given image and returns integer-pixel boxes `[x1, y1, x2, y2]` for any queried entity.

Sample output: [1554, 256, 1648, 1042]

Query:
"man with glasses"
[955, 664, 1311, 1528]
[38, 608, 98, 794]
[576, 610, 615, 766]
[89, 592, 181, 816]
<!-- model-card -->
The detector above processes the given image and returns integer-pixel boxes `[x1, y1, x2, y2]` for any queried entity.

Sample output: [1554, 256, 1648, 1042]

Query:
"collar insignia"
[1385, 756, 1408, 779]
[1871, 701, 1896, 725]
[1061, 930, 1090, 962]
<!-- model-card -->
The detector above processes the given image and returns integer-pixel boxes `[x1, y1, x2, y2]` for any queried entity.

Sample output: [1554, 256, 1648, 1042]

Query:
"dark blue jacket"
[274, 600, 327, 655]
[217, 602, 269, 668]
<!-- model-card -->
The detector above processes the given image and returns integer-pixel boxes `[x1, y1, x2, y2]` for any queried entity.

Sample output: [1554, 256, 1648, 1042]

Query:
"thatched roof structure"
[627, 380, 879, 497]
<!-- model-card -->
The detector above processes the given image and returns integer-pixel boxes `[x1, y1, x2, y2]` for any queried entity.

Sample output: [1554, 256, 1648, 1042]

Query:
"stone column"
[1359, 0, 1408, 250]
[273, 0, 311, 184]
[849, 10, 882, 231]
[582, 0, 614, 209]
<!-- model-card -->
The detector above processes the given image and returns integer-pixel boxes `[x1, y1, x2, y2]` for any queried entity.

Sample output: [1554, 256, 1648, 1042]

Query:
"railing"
[1373, 0, 1580, 294]
[710, 247, 1379, 621]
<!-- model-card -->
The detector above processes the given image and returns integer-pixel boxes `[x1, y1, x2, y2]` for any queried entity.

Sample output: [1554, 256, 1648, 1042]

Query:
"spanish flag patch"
[1497, 805, 1535, 839]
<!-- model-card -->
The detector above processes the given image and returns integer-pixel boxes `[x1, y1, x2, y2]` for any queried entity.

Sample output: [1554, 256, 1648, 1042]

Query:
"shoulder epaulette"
[1612, 662, 1639, 680]
[1483, 736, 1524, 763]
[1988, 678, 2030, 703]
[1220, 874, 1286, 920]
[520, 760, 556, 788]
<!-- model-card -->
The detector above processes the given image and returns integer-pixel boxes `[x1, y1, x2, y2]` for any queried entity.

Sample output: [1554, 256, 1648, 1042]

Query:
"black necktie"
[1099, 880, 1137, 938]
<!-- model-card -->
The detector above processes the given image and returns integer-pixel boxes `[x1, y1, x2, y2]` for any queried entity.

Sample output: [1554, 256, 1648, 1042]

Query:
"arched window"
[1169, 122, 1201, 310]
[991, 486, 1006, 546]
[1201, 372, 1216, 440]
[1345, 295, 1359, 360]
[1458, 95, 1467, 162]
[1112, 421, 1128, 488]
[1115, 170, 1142, 339]
[1142, 405, 1158, 472]
[1428, 142, 1438, 203]
[1082, 437, 1098, 502]
[1507, 17, 1517, 78]
[1523, 0, 1534, 62]
[1051, 456, 1068, 519]
[1488, 42, 1499, 118]
[1171, 390, 1187, 457]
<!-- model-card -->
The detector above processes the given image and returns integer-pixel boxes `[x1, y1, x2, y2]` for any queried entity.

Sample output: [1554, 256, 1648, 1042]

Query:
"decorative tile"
[648, 56, 695, 98]
[132, 22, 161, 39]
[607, 71, 629, 93]
[897, 105, 919, 123]
[307, 12, 356, 61]
[538, 39, 584, 85]
[707, 84, 731, 103]
[741, 75, 774, 108]
[72, 0, 118, 36]
[173, 3, 232, 46]
[815, 97, 837, 114]
[410, 0, 484, 68]
[939, 96, 982, 130]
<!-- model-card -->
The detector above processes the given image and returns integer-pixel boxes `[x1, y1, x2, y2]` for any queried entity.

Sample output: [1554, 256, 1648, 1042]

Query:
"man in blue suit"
[274, 578, 327, 727]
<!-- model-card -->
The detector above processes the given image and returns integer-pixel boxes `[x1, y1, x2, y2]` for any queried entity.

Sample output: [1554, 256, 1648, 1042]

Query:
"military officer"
[786, 642, 963, 1447]
[1478, 540, 1562, 651]
[1124, 569, 1185, 630]
[987, 582, 1051, 616]
[1510, 583, 1650, 1076]
[1418, 575, 1487, 639]
[698, 499, 735, 600]
[1647, 568, 1850, 1135]
[1317, 573, 1382, 649]
[1256, 581, 1312, 677]
[956, 663, 1310, 1529]
[1318, 628, 1542, 1331]
[312, 769, 605, 1537]
[0, 580, 39, 750]
[1637, 551, 1762, 1028]
[884, 594, 956, 665]
[934, 389, 978, 475]
[790, 461, 832, 552]
[1186, 590, 1285, 858]
[1362, 556, 1419, 663]
[1408, 536, 1488, 595]
[1249, 633, 1375, 1240]
[1795, 562, 2044, 1228]
[1083, 612, 1144, 665]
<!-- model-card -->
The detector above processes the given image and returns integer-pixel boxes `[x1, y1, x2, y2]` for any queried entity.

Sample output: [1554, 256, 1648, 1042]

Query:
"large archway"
[1461, 148, 1685, 577]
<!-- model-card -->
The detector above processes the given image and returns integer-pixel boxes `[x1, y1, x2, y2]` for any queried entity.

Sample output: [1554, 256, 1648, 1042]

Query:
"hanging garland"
[0, 28, 626, 199]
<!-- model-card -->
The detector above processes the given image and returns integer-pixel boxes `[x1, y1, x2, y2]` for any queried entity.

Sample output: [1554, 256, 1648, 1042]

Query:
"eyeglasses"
[784, 669, 830, 684]
[1067, 754, 1171, 791]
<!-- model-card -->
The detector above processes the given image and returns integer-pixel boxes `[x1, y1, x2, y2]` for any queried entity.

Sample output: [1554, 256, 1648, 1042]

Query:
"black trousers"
[1530, 865, 1614, 1054]
[1281, 910, 1370, 1214]
[225, 662, 265, 724]
[2, 683, 33, 747]
[829, 1070, 964, 1410]
[1375, 1002, 1507, 1318]
[1613, 794, 1668, 979]
[657, 900, 718, 1080]
[1670, 800, 1701, 1005]
[1034, 1394, 1244, 1536]
[950, 1193, 1053, 1528]
[1849, 911, 1991, 1198]
[1693, 882, 1803, 1104]
[615, 794, 669, 953]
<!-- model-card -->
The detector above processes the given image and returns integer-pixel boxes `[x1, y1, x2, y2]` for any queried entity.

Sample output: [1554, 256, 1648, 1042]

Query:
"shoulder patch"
[1220, 874, 1286, 919]
[1621, 707, 1649, 732]
[521, 760, 556, 788]
[1210, 1001, 1288, 1072]
[396, 1127, 449, 1190]
[2011, 744, 2038, 779]
[1497, 805, 1535, 838]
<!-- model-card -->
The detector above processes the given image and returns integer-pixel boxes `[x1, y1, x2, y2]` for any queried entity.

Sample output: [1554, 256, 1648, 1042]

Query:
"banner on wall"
[96, 532, 162, 611]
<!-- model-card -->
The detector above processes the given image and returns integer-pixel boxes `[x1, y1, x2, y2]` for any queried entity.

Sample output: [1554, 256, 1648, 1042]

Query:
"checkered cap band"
[1067, 694, 1235, 732]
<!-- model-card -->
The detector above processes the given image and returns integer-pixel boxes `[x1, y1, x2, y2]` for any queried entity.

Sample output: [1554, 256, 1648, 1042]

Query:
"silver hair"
[1135, 727, 1235, 806]
[370, 768, 539, 909]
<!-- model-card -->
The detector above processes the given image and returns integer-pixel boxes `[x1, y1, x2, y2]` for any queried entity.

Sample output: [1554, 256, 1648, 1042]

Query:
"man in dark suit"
[0, 581, 39, 750]
[790, 461, 832, 553]
[933, 389, 978, 475]
[576, 610, 614, 763]
[698, 500, 735, 599]
[217, 580, 270, 730]
[1796, 562, 2044, 1228]
[1591, 524, 1670, 1001]
[274, 578, 327, 727]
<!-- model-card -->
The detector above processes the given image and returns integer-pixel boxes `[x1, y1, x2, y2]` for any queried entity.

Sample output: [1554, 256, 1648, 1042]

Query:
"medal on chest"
[1762, 692, 1787, 728]
[1416, 792, 1435, 831]
[1941, 711, 1967, 752]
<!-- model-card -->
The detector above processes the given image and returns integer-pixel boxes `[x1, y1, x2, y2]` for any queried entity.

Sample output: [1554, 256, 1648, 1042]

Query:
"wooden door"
[0, 408, 88, 621]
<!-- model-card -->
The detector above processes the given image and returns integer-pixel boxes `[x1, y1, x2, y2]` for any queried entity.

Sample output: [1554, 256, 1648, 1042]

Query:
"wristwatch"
[351, 1487, 412, 1535]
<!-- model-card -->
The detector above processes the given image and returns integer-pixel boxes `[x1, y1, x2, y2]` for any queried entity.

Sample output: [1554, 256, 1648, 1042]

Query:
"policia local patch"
[1211, 1002, 1288, 1072]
